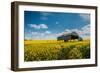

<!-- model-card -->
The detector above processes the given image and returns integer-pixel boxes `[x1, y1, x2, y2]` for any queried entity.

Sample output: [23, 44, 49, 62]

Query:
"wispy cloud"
[29, 24, 48, 29]
[40, 12, 51, 16]
[79, 14, 90, 21]
[45, 31, 51, 34]
[40, 17, 48, 20]
[40, 12, 52, 20]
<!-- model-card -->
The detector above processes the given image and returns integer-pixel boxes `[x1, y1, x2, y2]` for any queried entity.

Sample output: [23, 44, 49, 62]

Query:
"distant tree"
[57, 31, 83, 42]
[24, 39, 29, 41]
[71, 31, 78, 36]
[78, 37, 83, 41]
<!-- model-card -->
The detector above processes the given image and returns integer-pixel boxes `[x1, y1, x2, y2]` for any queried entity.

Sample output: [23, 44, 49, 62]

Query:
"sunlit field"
[24, 40, 90, 61]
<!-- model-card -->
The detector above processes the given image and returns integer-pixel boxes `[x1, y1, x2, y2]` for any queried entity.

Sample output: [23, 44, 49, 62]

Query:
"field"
[24, 40, 90, 61]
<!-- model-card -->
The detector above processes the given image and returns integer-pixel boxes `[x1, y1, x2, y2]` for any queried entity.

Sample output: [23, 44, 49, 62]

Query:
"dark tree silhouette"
[57, 31, 83, 42]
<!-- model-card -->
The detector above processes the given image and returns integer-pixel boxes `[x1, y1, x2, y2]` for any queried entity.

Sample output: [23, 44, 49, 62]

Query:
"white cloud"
[81, 25, 90, 35]
[79, 14, 90, 21]
[30, 24, 40, 29]
[40, 24, 48, 29]
[25, 33, 33, 40]
[26, 24, 90, 40]
[82, 25, 90, 31]
[56, 32, 63, 36]
[65, 29, 72, 33]
[45, 31, 51, 34]
[31, 32, 39, 35]
[41, 12, 51, 16]
[64, 24, 90, 39]
[43, 35, 57, 40]
[40, 12, 52, 20]
[25, 30, 52, 40]
[56, 21, 59, 24]
[31, 31, 51, 36]
[29, 24, 48, 29]
[40, 17, 48, 20]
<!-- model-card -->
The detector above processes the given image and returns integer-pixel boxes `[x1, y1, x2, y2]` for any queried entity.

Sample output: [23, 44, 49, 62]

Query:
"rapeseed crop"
[24, 40, 90, 61]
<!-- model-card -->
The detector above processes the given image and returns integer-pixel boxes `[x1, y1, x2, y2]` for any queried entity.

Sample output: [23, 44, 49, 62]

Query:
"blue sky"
[24, 11, 90, 40]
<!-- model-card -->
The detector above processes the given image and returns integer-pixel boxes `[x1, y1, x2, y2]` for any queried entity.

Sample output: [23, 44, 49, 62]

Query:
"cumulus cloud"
[29, 24, 48, 29]
[40, 24, 48, 29]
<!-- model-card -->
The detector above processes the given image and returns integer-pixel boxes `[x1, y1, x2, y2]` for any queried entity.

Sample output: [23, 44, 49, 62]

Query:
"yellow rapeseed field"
[24, 40, 90, 61]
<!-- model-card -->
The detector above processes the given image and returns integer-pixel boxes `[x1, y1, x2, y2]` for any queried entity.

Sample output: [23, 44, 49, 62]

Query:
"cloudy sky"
[24, 11, 90, 40]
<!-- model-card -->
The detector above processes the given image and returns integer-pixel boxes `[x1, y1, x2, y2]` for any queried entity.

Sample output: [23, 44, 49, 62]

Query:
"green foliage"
[24, 40, 90, 61]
